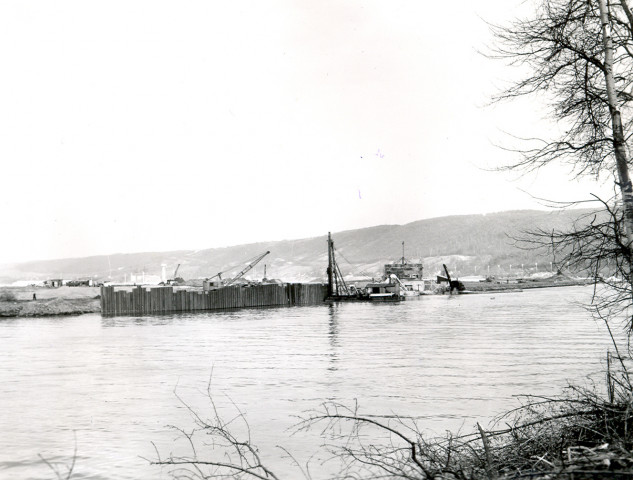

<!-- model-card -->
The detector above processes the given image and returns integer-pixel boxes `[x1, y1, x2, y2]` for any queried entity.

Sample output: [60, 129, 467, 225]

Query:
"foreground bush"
[152, 357, 633, 479]
[0, 290, 17, 302]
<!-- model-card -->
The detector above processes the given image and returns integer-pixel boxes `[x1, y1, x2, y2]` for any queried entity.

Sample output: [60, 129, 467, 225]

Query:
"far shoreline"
[0, 280, 593, 318]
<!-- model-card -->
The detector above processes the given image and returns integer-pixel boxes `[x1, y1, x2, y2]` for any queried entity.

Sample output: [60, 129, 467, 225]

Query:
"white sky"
[0, 1, 614, 264]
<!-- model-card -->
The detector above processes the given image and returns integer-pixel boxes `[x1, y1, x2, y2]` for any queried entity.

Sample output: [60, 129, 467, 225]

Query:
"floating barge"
[326, 232, 403, 302]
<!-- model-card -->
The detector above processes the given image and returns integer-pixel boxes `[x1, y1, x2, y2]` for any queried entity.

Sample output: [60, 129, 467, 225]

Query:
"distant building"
[202, 279, 220, 291]
[384, 261, 424, 280]
[66, 279, 93, 287]
[44, 279, 63, 288]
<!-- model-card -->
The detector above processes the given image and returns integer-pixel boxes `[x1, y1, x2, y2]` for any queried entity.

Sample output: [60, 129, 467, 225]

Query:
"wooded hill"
[0, 209, 598, 284]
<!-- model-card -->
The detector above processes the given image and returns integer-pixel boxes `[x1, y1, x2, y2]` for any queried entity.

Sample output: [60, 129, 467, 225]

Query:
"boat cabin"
[365, 282, 400, 297]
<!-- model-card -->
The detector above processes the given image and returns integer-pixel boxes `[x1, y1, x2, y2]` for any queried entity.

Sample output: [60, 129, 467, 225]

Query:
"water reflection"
[327, 303, 340, 371]
[102, 313, 195, 327]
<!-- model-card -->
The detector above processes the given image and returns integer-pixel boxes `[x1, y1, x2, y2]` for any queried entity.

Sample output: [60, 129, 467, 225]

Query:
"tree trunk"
[598, 0, 633, 267]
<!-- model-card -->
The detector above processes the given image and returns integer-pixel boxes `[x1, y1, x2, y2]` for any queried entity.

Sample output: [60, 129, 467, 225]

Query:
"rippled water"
[0, 286, 620, 479]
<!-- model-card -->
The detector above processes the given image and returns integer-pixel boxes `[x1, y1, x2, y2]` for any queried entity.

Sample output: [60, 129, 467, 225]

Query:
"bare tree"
[491, 1, 632, 179]
[513, 195, 633, 333]
[491, 0, 633, 319]
[598, 0, 633, 250]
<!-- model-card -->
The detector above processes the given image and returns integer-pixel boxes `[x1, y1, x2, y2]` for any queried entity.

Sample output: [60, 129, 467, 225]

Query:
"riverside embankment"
[0, 286, 100, 317]
[462, 276, 591, 292]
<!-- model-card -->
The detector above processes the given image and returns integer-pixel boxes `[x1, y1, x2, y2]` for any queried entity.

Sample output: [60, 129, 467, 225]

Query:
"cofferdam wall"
[100, 283, 327, 316]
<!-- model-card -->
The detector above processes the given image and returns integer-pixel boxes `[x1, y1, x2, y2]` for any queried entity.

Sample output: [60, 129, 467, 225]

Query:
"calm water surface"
[0, 286, 619, 479]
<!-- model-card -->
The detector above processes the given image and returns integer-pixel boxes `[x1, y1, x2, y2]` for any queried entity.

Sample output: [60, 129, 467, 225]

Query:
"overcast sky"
[0, 1, 614, 264]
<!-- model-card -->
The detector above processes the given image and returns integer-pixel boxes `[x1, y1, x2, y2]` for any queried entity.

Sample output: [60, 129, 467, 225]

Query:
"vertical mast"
[402, 241, 405, 265]
[327, 232, 334, 297]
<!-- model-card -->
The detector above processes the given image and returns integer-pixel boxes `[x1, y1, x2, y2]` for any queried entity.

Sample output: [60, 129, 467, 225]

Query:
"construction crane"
[166, 264, 181, 285]
[442, 264, 465, 293]
[225, 251, 270, 285]
[207, 251, 271, 286]
[326, 232, 351, 297]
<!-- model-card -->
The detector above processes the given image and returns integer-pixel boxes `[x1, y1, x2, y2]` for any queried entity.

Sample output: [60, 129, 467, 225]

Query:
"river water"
[0, 286, 621, 479]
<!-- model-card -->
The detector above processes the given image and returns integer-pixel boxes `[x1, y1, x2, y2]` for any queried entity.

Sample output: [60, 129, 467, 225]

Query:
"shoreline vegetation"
[0, 278, 591, 318]
[152, 355, 633, 479]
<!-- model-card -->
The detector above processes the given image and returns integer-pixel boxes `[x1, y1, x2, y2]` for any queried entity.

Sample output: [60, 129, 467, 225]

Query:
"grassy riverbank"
[0, 286, 100, 317]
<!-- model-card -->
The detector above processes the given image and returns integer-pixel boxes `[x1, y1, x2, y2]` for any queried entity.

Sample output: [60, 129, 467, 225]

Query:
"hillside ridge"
[1, 209, 596, 283]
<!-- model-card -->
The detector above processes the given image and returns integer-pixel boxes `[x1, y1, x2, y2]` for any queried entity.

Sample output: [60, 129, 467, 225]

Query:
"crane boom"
[173, 264, 181, 278]
[443, 264, 452, 283]
[207, 271, 222, 281]
[388, 273, 406, 288]
[442, 264, 464, 293]
[225, 251, 270, 285]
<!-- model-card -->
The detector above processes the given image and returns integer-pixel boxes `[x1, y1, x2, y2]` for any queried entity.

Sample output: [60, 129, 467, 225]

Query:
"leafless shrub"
[152, 357, 633, 480]
[149, 377, 286, 480]
[0, 290, 17, 302]
[38, 434, 77, 480]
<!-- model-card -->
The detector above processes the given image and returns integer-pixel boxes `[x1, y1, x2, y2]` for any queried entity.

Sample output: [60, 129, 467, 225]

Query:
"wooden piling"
[100, 283, 327, 316]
